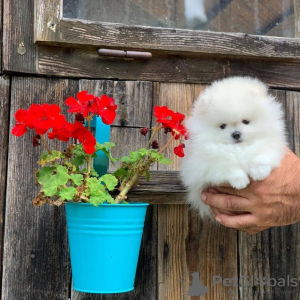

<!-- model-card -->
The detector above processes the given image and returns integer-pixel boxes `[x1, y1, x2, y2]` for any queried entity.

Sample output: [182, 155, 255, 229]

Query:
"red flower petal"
[174, 144, 185, 157]
[65, 97, 78, 106]
[77, 91, 95, 104]
[100, 109, 116, 125]
[46, 104, 61, 117]
[12, 124, 27, 136]
[14, 109, 28, 122]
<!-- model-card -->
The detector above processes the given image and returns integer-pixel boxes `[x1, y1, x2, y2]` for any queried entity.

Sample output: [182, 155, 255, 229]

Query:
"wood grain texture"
[239, 89, 300, 300]
[3, 0, 36, 73]
[2, 77, 79, 300]
[35, 0, 61, 42]
[113, 81, 153, 127]
[38, 18, 300, 61]
[0, 0, 2, 73]
[294, 0, 300, 37]
[38, 45, 300, 90]
[0, 76, 10, 295]
[155, 83, 238, 299]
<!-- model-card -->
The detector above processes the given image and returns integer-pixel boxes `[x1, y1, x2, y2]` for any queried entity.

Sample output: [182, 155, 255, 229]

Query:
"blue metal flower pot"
[65, 202, 149, 294]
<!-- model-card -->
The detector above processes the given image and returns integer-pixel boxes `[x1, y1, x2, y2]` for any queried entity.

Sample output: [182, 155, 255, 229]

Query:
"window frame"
[35, 0, 300, 61]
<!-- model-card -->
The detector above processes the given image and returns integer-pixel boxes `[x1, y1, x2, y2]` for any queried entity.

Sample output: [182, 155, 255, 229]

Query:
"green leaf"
[95, 142, 115, 151]
[120, 151, 141, 165]
[145, 170, 150, 182]
[139, 148, 148, 156]
[37, 167, 55, 184]
[56, 165, 68, 174]
[73, 144, 85, 157]
[39, 150, 62, 166]
[121, 156, 131, 164]
[114, 168, 127, 179]
[158, 156, 172, 165]
[100, 174, 118, 191]
[89, 190, 116, 206]
[148, 150, 160, 159]
[43, 168, 69, 196]
[73, 155, 85, 167]
[43, 179, 59, 196]
[91, 168, 100, 177]
[87, 178, 104, 195]
[130, 151, 142, 161]
[89, 194, 102, 206]
[69, 174, 84, 186]
[59, 187, 77, 200]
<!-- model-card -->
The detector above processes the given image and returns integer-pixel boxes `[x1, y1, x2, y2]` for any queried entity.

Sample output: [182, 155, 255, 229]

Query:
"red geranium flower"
[154, 106, 173, 125]
[65, 91, 95, 117]
[154, 106, 187, 140]
[93, 95, 118, 125]
[11, 109, 28, 136]
[72, 121, 96, 154]
[29, 104, 67, 134]
[174, 143, 185, 157]
[48, 121, 73, 142]
[12, 104, 67, 136]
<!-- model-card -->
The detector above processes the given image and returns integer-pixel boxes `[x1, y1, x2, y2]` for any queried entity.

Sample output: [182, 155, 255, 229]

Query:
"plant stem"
[146, 125, 162, 149]
[41, 134, 51, 154]
[115, 172, 139, 204]
[158, 136, 176, 154]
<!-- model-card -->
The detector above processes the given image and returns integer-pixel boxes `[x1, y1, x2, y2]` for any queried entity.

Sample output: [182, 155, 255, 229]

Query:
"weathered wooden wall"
[1, 0, 300, 299]
[0, 77, 299, 300]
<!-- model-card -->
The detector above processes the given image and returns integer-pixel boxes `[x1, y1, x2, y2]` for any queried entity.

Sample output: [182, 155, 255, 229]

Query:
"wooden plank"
[38, 45, 300, 90]
[0, 76, 10, 295]
[2, 77, 79, 300]
[3, 0, 37, 73]
[0, 0, 2, 73]
[113, 81, 153, 127]
[155, 83, 238, 299]
[35, 0, 61, 42]
[158, 205, 238, 300]
[37, 18, 300, 61]
[239, 89, 300, 299]
[295, 0, 300, 37]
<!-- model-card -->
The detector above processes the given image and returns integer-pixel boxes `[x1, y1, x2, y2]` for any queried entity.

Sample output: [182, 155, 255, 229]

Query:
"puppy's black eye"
[242, 120, 250, 125]
[220, 124, 226, 129]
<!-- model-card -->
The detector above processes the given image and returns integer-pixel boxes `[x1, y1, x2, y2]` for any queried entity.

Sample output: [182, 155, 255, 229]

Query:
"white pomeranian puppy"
[181, 76, 286, 218]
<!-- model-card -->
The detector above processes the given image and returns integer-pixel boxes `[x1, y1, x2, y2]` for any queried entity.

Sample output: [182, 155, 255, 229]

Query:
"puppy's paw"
[249, 164, 272, 181]
[229, 176, 250, 189]
[228, 170, 250, 189]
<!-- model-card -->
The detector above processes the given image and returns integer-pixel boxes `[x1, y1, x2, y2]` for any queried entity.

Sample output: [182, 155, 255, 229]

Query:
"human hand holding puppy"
[202, 148, 300, 234]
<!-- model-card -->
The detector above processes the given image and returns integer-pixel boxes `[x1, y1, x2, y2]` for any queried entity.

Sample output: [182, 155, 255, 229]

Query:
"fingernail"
[201, 193, 207, 202]
[216, 216, 222, 223]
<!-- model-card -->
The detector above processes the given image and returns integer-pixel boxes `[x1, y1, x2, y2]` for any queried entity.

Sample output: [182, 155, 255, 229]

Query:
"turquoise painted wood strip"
[90, 117, 110, 176]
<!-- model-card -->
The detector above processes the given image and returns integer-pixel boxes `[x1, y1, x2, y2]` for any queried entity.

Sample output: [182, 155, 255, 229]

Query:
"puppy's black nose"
[232, 131, 241, 140]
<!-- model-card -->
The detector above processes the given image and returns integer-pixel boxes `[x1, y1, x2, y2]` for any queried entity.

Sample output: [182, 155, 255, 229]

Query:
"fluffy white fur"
[181, 76, 286, 218]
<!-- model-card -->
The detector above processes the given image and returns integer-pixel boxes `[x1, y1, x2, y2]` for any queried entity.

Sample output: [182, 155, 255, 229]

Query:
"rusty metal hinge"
[98, 48, 152, 60]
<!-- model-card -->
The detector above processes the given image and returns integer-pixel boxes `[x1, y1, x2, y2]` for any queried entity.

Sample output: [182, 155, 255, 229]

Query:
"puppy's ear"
[250, 81, 268, 98]
[194, 91, 210, 116]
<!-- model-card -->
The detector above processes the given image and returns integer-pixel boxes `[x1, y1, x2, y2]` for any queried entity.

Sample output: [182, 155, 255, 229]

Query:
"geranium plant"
[11, 91, 187, 206]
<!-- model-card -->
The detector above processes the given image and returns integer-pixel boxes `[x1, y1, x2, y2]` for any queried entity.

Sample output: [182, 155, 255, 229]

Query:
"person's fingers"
[214, 213, 259, 229]
[202, 191, 250, 212]
[210, 206, 237, 218]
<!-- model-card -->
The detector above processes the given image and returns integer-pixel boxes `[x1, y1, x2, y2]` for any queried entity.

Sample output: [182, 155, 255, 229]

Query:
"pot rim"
[65, 202, 149, 207]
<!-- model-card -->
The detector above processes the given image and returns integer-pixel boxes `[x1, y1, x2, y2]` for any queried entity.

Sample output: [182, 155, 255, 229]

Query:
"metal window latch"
[98, 48, 152, 60]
